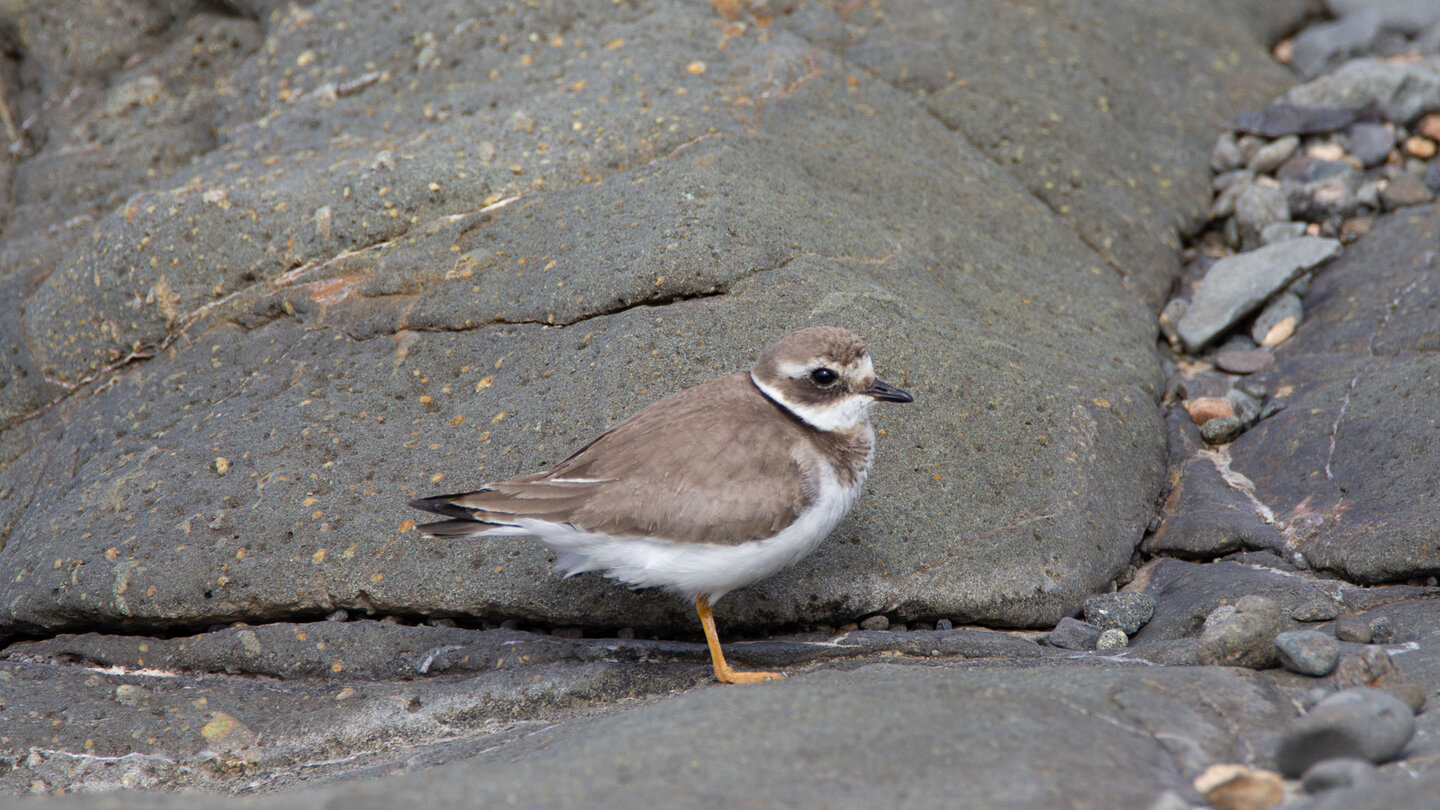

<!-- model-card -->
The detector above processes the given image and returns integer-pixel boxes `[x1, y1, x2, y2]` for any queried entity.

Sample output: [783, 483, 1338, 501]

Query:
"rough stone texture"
[1225, 206, 1440, 583]
[1197, 595, 1285, 669]
[1176, 237, 1342, 352]
[1300, 757, 1381, 794]
[1286, 56, 1440, 124]
[1084, 591, 1156, 635]
[1048, 616, 1102, 651]
[19, 663, 1299, 808]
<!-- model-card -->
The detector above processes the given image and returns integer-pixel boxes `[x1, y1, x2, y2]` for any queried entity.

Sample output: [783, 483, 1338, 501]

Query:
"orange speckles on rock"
[342, 544, 358, 559]
[605, 38, 625, 50]
[449, 415, 465, 427]
[370, 572, 383, 583]
[312, 549, 327, 563]
[235, 549, 246, 559]
[1092, 398, 1111, 409]
[419, 395, 432, 404]
[491, 411, 507, 424]
[331, 661, 344, 673]
[475, 376, 494, 391]
[430, 473, 444, 483]
[105, 548, 120, 559]
[398, 520, 416, 533]
[686, 60, 706, 75]
[214, 457, 230, 475]
[312, 510, 324, 520]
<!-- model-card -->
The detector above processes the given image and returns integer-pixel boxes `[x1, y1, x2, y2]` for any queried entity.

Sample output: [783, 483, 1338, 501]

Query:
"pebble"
[1200, 417, 1246, 444]
[326, 609, 349, 622]
[1292, 597, 1341, 622]
[1327, 0, 1440, 35]
[1380, 171, 1435, 209]
[1334, 613, 1372, 643]
[1300, 757, 1381, 794]
[859, 614, 890, 631]
[1418, 113, 1440, 140]
[1369, 614, 1396, 644]
[1275, 687, 1416, 777]
[1159, 298, 1187, 346]
[1197, 596, 1284, 668]
[1230, 103, 1358, 137]
[1338, 216, 1373, 243]
[1290, 9, 1383, 79]
[1212, 131, 1245, 173]
[1096, 629, 1128, 650]
[1251, 292, 1303, 347]
[1288, 58, 1440, 124]
[935, 618, 953, 631]
[1048, 616, 1102, 651]
[1214, 348, 1273, 374]
[1082, 591, 1156, 634]
[1234, 183, 1291, 248]
[1275, 630, 1341, 676]
[1259, 221, 1307, 245]
[1248, 136, 1301, 174]
[1176, 237, 1342, 352]
[1345, 122, 1394, 167]
[1184, 397, 1235, 425]
[1225, 389, 1262, 424]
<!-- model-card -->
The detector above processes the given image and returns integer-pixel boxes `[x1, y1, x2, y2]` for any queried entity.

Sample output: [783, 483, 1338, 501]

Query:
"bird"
[409, 326, 913, 683]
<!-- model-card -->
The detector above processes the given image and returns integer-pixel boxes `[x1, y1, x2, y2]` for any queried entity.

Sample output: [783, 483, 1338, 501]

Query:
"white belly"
[484, 467, 865, 602]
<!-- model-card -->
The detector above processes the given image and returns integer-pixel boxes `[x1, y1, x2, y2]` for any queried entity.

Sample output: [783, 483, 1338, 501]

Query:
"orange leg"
[695, 594, 785, 684]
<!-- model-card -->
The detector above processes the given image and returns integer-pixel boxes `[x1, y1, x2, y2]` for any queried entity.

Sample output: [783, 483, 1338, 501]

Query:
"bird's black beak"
[863, 379, 914, 403]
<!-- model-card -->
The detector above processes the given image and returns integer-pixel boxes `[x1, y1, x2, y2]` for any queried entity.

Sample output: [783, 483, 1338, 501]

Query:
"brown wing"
[409, 373, 815, 544]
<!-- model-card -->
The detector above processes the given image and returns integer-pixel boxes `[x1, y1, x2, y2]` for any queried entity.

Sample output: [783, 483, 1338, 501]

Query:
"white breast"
[484, 457, 869, 602]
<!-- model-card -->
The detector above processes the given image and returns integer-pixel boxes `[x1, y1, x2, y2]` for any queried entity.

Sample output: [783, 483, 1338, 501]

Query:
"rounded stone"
[1334, 614, 1372, 644]
[1276, 688, 1416, 778]
[1082, 592, 1156, 634]
[1048, 616, 1101, 651]
[1275, 629, 1341, 676]
[1096, 629, 1128, 650]
[1300, 757, 1380, 794]
[1292, 597, 1341, 622]
[859, 614, 890, 632]
[1200, 416, 1246, 445]
[1198, 596, 1284, 669]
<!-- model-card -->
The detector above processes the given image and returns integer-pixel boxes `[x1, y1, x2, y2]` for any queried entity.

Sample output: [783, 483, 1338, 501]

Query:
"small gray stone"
[1380, 172, 1435, 210]
[1276, 688, 1416, 777]
[1328, 0, 1440, 36]
[1260, 221, 1308, 245]
[1247, 135, 1300, 174]
[1346, 123, 1395, 168]
[1159, 298, 1188, 346]
[934, 618, 953, 631]
[326, 609, 349, 622]
[1176, 238, 1342, 352]
[1199, 416, 1245, 444]
[859, 614, 890, 631]
[1198, 596, 1284, 669]
[1231, 104, 1359, 137]
[1369, 615, 1396, 644]
[1234, 183, 1291, 248]
[1300, 757, 1381, 794]
[1096, 629, 1128, 650]
[1211, 131, 1244, 173]
[1276, 630, 1341, 676]
[1214, 348, 1273, 374]
[1048, 616, 1102, 651]
[1301, 687, 1335, 712]
[1287, 57, 1440, 124]
[1293, 597, 1342, 622]
[1334, 613, 1372, 644]
[1225, 388, 1262, 425]
[1251, 291, 1303, 347]
[1291, 10, 1383, 79]
[1083, 592, 1156, 634]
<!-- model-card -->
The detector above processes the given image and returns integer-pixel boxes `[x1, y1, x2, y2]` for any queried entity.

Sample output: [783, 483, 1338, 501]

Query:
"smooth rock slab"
[1176, 237, 1342, 352]
[1197, 595, 1285, 669]
[1276, 688, 1416, 777]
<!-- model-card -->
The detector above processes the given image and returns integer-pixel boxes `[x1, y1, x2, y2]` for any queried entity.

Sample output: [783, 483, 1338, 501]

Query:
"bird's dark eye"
[809, 367, 838, 386]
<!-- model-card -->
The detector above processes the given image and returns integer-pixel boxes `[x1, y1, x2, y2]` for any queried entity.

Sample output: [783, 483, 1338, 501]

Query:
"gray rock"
[1176, 237, 1342, 352]
[1380, 172, 1435, 209]
[1214, 348, 1274, 374]
[1234, 183, 1292, 248]
[1197, 595, 1284, 668]
[1260, 221, 1308, 245]
[1246, 135, 1301, 173]
[1230, 104, 1359, 137]
[1275, 630, 1341, 676]
[1369, 614, 1396, 644]
[1346, 123, 1395, 168]
[1290, 9, 1383, 79]
[1293, 598, 1342, 622]
[1287, 56, 1440, 123]
[1276, 688, 1416, 777]
[1251, 291, 1303, 346]
[1327, 0, 1440, 35]
[1335, 613, 1374, 644]
[1049, 616, 1103, 651]
[1096, 629, 1129, 650]
[1212, 131, 1246, 172]
[1300, 757, 1381, 794]
[1225, 388, 1263, 425]
[1211, 172, 1256, 219]
[1083, 592, 1156, 635]
[1159, 298, 1189, 346]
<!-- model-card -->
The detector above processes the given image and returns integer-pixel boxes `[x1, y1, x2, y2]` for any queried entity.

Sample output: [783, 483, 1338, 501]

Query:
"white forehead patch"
[775, 354, 874, 381]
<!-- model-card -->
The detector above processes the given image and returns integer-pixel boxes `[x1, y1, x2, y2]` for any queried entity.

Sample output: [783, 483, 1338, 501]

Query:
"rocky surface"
[6, 0, 1440, 808]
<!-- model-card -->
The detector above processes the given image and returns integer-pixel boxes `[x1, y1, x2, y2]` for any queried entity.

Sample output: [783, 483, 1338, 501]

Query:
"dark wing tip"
[414, 519, 492, 538]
